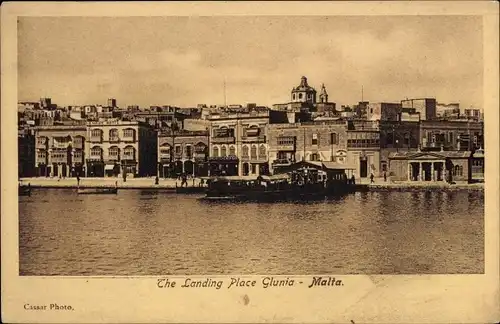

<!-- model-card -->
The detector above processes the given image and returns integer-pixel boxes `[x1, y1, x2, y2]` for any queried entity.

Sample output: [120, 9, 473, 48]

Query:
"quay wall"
[19, 177, 484, 192]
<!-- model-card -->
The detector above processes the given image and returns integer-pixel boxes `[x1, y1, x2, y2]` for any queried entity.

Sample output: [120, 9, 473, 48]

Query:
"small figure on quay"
[77, 174, 80, 186]
[155, 176, 159, 185]
[351, 174, 356, 185]
[181, 173, 188, 187]
[370, 173, 374, 184]
[383, 171, 387, 182]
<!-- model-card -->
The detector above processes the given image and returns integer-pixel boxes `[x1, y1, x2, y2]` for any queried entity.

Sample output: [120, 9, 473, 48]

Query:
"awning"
[104, 164, 115, 171]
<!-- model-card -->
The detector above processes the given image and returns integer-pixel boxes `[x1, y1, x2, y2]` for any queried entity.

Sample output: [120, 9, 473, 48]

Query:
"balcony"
[241, 135, 266, 143]
[272, 158, 295, 167]
[241, 155, 268, 163]
[275, 144, 295, 151]
[122, 155, 136, 161]
[90, 136, 102, 143]
[36, 141, 47, 148]
[122, 136, 135, 143]
[73, 142, 84, 149]
[159, 153, 171, 160]
[211, 136, 235, 144]
[109, 137, 120, 143]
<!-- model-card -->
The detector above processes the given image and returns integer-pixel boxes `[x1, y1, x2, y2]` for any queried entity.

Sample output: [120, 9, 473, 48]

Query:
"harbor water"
[19, 189, 484, 275]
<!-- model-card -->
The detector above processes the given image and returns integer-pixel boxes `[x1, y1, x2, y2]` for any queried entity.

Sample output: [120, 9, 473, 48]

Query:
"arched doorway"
[174, 161, 183, 176]
[184, 160, 194, 176]
[243, 163, 249, 176]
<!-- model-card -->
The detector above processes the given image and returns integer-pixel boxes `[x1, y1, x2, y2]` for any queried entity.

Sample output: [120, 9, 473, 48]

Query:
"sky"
[18, 16, 483, 109]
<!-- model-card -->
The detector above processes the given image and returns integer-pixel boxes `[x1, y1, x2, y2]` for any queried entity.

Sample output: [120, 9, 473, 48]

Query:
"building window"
[73, 136, 83, 145]
[277, 136, 294, 146]
[221, 146, 227, 157]
[448, 132, 454, 144]
[37, 151, 46, 160]
[74, 150, 82, 159]
[109, 129, 119, 141]
[185, 145, 192, 159]
[195, 142, 207, 153]
[312, 133, 318, 145]
[310, 153, 319, 161]
[175, 145, 181, 155]
[212, 146, 219, 157]
[330, 133, 338, 145]
[123, 128, 135, 139]
[251, 145, 257, 159]
[404, 133, 410, 146]
[259, 145, 266, 158]
[299, 93, 303, 99]
[453, 165, 463, 176]
[229, 145, 236, 157]
[109, 146, 120, 158]
[123, 146, 135, 159]
[37, 137, 46, 145]
[292, 94, 296, 100]
[90, 146, 102, 157]
[91, 129, 102, 138]
[242, 145, 249, 158]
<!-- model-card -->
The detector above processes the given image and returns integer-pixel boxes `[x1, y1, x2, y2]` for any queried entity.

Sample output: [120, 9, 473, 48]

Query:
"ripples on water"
[19, 189, 484, 275]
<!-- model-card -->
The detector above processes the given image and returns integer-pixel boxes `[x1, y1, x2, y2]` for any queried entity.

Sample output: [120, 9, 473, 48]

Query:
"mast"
[223, 77, 227, 107]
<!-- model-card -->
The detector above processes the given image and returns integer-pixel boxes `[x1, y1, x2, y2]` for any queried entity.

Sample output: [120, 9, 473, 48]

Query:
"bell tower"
[319, 83, 328, 103]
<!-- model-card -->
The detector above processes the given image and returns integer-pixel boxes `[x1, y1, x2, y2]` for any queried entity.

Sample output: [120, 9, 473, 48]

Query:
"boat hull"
[77, 188, 118, 195]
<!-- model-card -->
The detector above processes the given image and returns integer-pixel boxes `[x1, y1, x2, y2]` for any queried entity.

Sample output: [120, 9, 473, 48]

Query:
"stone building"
[34, 124, 87, 177]
[420, 120, 483, 151]
[267, 120, 349, 174]
[18, 128, 36, 177]
[208, 110, 270, 177]
[157, 129, 209, 178]
[388, 150, 472, 182]
[346, 120, 381, 178]
[85, 120, 157, 178]
[366, 102, 402, 121]
[401, 98, 437, 121]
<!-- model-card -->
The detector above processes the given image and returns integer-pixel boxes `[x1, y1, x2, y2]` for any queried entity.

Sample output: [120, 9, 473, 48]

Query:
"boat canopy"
[261, 173, 290, 181]
[321, 162, 356, 170]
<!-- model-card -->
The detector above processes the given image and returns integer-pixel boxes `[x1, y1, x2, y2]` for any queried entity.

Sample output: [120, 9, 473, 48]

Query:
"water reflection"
[19, 189, 484, 275]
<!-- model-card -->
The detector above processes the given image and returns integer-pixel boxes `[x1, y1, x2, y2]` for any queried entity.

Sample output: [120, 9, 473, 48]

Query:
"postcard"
[2, 1, 499, 323]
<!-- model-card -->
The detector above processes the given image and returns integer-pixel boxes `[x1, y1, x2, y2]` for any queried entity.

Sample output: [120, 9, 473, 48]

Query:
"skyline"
[18, 16, 483, 109]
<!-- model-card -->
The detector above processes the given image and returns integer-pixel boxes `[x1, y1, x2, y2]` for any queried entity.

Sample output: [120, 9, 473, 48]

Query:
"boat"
[200, 161, 357, 202]
[19, 185, 32, 196]
[201, 168, 330, 202]
[77, 187, 118, 195]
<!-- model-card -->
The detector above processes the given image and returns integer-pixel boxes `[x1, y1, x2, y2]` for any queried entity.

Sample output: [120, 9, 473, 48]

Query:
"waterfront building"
[420, 120, 483, 152]
[133, 107, 186, 130]
[464, 108, 482, 121]
[470, 147, 484, 182]
[157, 129, 209, 178]
[346, 120, 381, 178]
[379, 120, 421, 173]
[85, 120, 157, 178]
[267, 120, 348, 174]
[436, 102, 460, 119]
[401, 98, 437, 120]
[18, 128, 36, 177]
[366, 102, 402, 121]
[208, 110, 270, 177]
[34, 124, 87, 177]
[388, 150, 472, 182]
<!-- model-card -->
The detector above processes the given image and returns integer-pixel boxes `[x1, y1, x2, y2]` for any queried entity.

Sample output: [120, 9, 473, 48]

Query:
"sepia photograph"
[2, 2, 499, 323]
